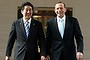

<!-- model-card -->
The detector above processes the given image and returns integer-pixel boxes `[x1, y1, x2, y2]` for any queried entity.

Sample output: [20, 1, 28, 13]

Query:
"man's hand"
[76, 52, 84, 60]
[46, 55, 50, 60]
[5, 56, 10, 60]
[41, 56, 46, 60]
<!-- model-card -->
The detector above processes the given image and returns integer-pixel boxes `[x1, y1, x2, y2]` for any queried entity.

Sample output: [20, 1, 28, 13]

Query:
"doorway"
[18, 7, 73, 33]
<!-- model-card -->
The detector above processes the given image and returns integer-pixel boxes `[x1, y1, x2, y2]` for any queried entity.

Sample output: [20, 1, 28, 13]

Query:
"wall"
[73, 0, 90, 60]
[0, 0, 17, 59]
[0, 0, 90, 60]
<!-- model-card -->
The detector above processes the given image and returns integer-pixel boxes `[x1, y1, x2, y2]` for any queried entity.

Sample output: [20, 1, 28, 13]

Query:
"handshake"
[41, 55, 50, 60]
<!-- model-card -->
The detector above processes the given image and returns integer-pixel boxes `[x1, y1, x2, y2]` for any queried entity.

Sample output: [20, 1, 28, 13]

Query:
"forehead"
[24, 5, 32, 9]
[55, 3, 65, 8]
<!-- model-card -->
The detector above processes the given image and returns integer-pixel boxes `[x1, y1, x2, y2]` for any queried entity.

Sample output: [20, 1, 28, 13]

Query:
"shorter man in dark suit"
[46, 1, 84, 60]
[5, 2, 46, 60]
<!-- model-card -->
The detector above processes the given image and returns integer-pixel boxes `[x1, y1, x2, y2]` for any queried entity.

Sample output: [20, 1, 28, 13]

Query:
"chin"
[26, 16, 30, 19]
[26, 18, 30, 20]
[57, 15, 61, 17]
[58, 14, 63, 17]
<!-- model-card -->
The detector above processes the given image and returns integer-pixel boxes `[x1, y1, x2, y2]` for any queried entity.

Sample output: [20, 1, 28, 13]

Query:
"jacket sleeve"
[74, 18, 84, 53]
[45, 21, 52, 55]
[37, 22, 46, 56]
[6, 21, 16, 56]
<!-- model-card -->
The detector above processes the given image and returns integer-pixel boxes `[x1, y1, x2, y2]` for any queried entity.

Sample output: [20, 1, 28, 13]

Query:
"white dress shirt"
[23, 18, 31, 28]
[57, 15, 66, 38]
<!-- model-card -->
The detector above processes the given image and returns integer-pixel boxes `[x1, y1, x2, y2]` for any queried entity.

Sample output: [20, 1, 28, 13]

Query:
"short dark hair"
[57, 1, 66, 8]
[21, 2, 34, 10]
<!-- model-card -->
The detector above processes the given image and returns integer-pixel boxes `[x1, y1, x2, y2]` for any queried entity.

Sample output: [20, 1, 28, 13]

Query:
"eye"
[57, 8, 59, 10]
[60, 8, 63, 10]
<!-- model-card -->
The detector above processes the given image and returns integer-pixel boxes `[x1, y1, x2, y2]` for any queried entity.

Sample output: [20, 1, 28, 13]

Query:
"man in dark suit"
[5, 2, 46, 60]
[46, 1, 84, 60]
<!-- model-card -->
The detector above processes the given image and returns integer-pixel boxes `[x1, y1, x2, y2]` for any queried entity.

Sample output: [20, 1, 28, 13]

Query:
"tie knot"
[59, 19, 64, 22]
[25, 20, 29, 28]
[60, 19, 64, 22]
[25, 20, 29, 24]
[25, 21, 29, 26]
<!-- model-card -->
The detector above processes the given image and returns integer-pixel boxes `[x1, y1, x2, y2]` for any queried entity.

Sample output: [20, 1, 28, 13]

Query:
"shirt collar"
[23, 18, 31, 24]
[57, 15, 66, 22]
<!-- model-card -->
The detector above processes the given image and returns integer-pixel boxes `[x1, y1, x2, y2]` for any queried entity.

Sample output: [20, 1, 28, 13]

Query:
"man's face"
[54, 3, 66, 18]
[21, 5, 33, 20]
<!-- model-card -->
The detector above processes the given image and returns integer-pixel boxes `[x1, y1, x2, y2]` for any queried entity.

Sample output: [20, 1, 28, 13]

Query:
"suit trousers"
[23, 52, 39, 60]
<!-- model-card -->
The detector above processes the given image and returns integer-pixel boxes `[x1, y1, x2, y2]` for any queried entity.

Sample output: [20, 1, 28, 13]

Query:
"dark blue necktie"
[25, 21, 29, 38]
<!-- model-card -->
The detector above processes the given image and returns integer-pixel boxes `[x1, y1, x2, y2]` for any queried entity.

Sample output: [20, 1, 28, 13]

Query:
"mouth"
[27, 14, 30, 16]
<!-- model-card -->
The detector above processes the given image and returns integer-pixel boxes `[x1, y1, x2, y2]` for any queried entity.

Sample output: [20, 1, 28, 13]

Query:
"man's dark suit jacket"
[46, 16, 83, 60]
[6, 18, 46, 60]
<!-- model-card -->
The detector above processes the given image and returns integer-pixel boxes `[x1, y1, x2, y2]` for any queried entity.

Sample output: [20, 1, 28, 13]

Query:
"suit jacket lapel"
[63, 16, 69, 38]
[20, 18, 27, 39]
[20, 18, 36, 40]
[28, 19, 36, 37]
[54, 17, 69, 39]
[53, 17, 62, 39]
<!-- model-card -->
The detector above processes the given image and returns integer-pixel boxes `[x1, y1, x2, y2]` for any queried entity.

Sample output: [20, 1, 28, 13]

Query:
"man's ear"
[54, 9, 56, 13]
[65, 8, 67, 12]
[21, 10, 23, 14]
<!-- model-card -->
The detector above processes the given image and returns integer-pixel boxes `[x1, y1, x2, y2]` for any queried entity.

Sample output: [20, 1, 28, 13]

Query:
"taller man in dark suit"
[5, 2, 46, 60]
[46, 1, 84, 60]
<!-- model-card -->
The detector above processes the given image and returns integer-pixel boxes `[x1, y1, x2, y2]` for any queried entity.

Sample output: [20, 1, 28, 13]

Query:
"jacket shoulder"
[47, 17, 56, 22]
[67, 16, 77, 20]
[12, 18, 22, 23]
[32, 18, 42, 24]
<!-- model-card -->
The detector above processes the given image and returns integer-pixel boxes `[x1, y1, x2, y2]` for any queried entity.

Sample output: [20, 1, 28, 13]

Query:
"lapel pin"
[20, 23, 21, 25]
[33, 23, 35, 25]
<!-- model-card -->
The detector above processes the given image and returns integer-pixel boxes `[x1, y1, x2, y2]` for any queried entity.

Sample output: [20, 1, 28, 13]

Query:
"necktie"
[58, 19, 64, 38]
[25, 20, 29, 38]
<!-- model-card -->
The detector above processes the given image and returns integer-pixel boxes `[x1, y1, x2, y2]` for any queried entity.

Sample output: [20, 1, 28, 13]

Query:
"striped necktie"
[25, 20, 29, 38]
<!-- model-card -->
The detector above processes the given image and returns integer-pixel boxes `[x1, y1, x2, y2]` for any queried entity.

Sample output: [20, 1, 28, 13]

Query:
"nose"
[58, 8, 61, 11]
[27, 10, 30, 13]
